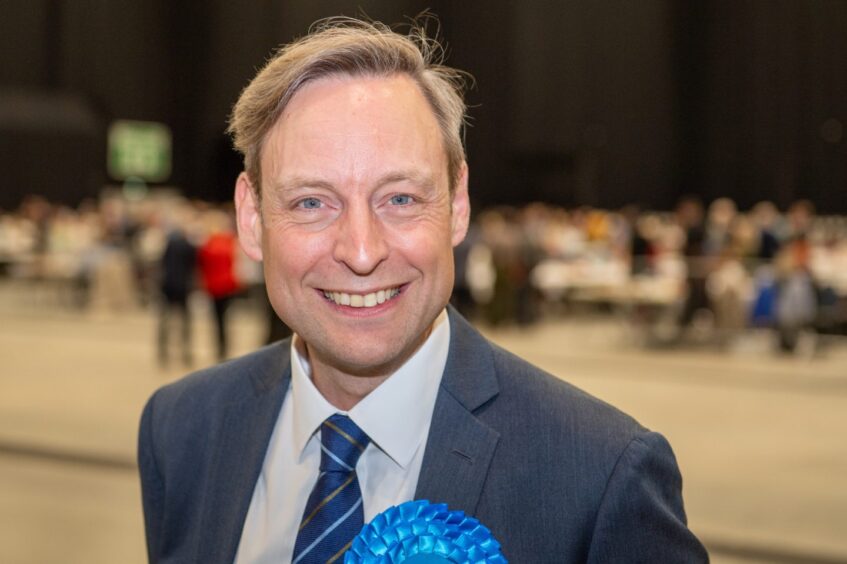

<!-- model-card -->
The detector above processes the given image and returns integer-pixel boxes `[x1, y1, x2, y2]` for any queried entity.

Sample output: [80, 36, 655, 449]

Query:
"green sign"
[108, 120, 172, 182]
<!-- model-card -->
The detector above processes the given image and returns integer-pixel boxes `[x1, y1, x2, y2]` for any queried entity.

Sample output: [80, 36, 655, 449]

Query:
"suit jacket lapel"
[198, 342, 292, 563]
[415, 308, 501, 514]
[193, 311, 498, 559]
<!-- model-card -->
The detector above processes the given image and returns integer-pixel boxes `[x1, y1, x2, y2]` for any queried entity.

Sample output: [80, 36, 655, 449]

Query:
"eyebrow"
[272, 176, 334, 194]
[375, 170, 437, 191]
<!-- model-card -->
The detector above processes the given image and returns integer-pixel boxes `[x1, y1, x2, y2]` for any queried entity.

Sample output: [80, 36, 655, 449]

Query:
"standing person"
[157, 224, 196, 367]
[676, 195, 710, 336]
[774, 200, 818, 352]
[139, 18, 707, 563]
[197, 209, 242, 361]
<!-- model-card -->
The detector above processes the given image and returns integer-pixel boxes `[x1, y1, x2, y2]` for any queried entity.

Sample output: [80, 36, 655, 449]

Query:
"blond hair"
[228, 17, 469, 199]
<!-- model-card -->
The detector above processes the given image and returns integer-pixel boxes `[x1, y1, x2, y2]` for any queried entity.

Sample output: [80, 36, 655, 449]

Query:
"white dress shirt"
[233, 310, 450, 564]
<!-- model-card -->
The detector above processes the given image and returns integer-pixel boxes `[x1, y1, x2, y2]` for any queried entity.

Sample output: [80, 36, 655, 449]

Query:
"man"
[138, 18, 708, 563]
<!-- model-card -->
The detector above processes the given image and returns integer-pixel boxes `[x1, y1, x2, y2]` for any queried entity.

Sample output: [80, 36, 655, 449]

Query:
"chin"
[320, 338, 415, 377]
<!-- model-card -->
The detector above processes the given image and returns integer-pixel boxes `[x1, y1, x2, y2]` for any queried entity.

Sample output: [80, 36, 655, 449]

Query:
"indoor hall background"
[2, 1, 846, 212]
[2, 283, 846, 563]
[1, 1, 846, 563]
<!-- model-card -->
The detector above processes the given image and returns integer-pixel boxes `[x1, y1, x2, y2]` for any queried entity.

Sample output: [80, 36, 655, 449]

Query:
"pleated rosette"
[344, 500, 507, 563]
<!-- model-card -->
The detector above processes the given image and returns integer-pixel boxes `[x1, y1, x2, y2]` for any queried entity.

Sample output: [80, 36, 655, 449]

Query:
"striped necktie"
[292, 414, 370, 564]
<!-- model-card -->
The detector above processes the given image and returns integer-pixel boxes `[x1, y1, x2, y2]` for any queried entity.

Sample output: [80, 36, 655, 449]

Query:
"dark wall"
[1, 1, 845, 213]
[506, 1, 675, 209]
[697, 1, 847, 212]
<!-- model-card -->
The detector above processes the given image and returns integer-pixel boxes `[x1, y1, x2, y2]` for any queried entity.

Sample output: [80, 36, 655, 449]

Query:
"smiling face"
[236, 74, 469, 380]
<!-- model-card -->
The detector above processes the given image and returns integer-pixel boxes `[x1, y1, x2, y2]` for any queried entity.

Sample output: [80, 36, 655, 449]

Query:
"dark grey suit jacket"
[139, 308, 708, 562]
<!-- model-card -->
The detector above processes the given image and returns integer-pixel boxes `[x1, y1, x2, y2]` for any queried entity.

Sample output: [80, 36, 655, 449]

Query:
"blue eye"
[298, 197, 322, 209]
[389, 194, 413, 206]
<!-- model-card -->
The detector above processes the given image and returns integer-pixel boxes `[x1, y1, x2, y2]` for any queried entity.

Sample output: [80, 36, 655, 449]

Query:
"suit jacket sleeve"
[586, 431, 709, 563]
[138, 391, 165, 562]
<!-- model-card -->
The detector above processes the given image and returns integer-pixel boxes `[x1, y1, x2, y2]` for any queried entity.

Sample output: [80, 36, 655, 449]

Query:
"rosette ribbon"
[344, 500, 507, 563]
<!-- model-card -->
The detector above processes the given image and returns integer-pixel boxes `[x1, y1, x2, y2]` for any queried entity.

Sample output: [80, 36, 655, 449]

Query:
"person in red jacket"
[198, 209, 242, 361]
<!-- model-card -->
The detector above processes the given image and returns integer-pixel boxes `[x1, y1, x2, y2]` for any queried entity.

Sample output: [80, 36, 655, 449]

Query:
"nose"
[332, 203, 389, 275]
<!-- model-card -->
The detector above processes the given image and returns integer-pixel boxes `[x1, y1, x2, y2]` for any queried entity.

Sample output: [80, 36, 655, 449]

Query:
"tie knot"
[319, 414, 370, 473]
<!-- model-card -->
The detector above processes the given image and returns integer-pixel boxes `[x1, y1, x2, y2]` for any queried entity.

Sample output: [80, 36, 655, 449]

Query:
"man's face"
[236, 74, 469, 377]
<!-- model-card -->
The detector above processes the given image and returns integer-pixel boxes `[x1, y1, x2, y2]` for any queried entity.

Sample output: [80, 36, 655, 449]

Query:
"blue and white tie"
[292, 414, 370, 563]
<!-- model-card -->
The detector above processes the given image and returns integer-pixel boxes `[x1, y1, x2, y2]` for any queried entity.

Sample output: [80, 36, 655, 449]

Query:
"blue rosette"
[344, 500, 507, 563]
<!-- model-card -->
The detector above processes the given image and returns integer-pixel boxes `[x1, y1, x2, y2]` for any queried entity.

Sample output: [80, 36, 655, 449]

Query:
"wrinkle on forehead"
[270, 169, 437, 196]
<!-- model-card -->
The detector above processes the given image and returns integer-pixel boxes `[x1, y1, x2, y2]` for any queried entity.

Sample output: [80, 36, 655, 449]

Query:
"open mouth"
[322, 286, 402, 308]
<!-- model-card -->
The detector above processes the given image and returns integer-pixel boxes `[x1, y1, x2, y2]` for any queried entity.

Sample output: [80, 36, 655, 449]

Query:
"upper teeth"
[323, 288, 400, 308]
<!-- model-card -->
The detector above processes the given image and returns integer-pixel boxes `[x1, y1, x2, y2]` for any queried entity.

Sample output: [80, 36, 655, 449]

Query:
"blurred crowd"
[454, 197, 847, 353]
[2, 193, 846, 360]
[0, 192, 265, 367]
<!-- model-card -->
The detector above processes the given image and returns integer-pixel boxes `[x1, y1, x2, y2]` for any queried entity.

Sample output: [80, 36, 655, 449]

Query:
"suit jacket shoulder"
[138, 341, 291, 563]
[149, 340, 290, 409]
[488, 336, 645, 439]
[415, 309, 708, 562]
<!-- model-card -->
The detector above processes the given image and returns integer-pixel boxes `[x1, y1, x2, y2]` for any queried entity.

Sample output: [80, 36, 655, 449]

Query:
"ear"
[234, 172, 264, 262]
[450, 162, 471, 247]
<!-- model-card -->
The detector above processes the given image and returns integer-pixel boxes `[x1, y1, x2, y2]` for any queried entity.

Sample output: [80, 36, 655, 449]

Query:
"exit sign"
[107, 120, 172, 182]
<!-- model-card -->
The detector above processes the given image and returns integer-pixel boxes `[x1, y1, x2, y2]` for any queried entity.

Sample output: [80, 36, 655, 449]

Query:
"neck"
[310, 361, 389, 411]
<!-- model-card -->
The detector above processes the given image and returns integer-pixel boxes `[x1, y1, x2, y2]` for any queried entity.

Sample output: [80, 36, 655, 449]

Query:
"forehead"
[260, 74, 447, 184]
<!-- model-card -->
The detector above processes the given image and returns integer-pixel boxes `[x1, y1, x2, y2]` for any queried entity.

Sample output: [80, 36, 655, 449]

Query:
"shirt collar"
[289, 309, 450, 469]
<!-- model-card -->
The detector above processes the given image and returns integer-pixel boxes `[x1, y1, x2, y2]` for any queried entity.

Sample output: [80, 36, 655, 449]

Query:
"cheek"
[392, 224, 455, 270]
[264, 230, 323, 281]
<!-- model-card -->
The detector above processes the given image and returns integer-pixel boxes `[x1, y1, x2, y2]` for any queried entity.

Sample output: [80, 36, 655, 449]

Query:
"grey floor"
[1, 282, 845, 564]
